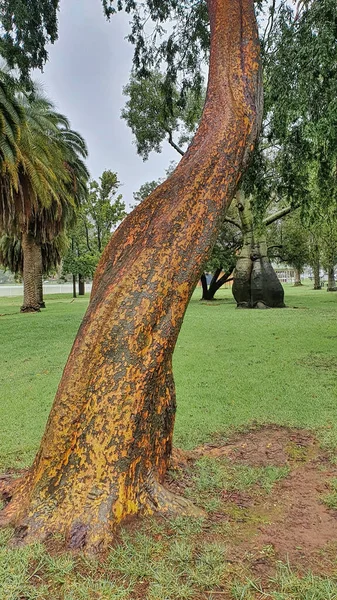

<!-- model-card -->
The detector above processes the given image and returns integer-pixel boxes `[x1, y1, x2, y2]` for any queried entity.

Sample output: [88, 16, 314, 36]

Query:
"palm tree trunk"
[21, 232, 41, 313]
[36, 244, 46, 308]
[1, 0, 262, 551]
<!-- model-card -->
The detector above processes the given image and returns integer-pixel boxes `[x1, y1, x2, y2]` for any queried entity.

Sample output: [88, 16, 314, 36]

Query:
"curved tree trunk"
[327, 267, 337, 291]
[1, 0, 262, 552]
[201, 267, 234, 300]
[232, 195, 285, 308]
[20, 232, 41, 313]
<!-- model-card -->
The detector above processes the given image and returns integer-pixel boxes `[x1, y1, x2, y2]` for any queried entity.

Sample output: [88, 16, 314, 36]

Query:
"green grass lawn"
[1, 284, 337, 599]
[1, 284, 336, 468]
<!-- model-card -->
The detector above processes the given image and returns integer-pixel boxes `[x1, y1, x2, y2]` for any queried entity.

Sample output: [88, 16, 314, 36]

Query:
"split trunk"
[200, 267, 234, 301]
[1, 0, 262, 551]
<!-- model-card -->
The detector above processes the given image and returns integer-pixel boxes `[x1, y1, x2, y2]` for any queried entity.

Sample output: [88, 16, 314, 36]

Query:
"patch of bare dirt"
[169, 425, 337, 578]
[257, 461, 337, 564]
[195, 425, 316, 466]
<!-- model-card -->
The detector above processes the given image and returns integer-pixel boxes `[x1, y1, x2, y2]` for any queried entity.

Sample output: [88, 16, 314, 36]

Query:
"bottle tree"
[0, 0, 262, 551]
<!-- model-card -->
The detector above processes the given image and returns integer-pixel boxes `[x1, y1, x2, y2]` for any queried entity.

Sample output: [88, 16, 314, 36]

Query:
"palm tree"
[0, 84, 89, 311]
[0, 68, 25, 218]
[0, 232, 69, 306]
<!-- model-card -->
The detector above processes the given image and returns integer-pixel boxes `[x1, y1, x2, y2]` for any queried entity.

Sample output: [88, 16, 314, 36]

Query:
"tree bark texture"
[232, 195, 285, 308]
[78, 274, 85, 296]
[327, 267, 337, 291]
[1, 0, 262, 551]
[72, 274, 77, 298]
[36, 244, 46, 308]
[313, 260, 321, 290]
[20, 232, 41, 313]
[294, 268, 302, 286]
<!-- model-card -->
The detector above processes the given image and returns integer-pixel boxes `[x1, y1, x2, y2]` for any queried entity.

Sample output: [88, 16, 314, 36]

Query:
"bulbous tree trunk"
[232, 195, 285, 308]
[1, 0, 262, 552]
[20, 232, 41, 313]
[327, 267, 337, 291]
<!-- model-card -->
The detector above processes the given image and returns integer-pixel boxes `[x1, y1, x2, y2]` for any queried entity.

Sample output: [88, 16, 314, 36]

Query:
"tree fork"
[0, 0, 262, 551]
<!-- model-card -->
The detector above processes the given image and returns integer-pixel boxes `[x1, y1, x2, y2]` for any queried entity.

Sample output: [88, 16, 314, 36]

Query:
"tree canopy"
[0, 0, 60, 81]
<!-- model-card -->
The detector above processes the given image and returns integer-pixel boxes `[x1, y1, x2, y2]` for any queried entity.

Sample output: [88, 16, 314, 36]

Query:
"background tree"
[317, 211, 337, 292]
[201, 213, 241, 301]
[0, 1, 60, 82]
[87, 170, 126, 253]
[132, 180, 159, 208]
[0, 232, 69, 306]
[271, 211, 310, 286]
[0, 86, 89, 311]
[62, 170, 126, 295]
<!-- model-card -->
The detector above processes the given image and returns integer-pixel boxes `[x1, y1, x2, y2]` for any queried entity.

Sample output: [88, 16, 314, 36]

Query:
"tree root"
[142, 471, 205, 519]
[20, 306, 41, 313]
[0, 472, 26, 505]
[0, 467, 204, 553]
[170, 447, 197, 469]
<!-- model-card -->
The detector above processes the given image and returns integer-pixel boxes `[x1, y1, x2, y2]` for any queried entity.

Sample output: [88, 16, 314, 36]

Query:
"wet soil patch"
[168, 425, 337, 579]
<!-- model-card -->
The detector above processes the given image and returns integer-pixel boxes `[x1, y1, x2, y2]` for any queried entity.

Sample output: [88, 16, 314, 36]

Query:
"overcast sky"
[36, 0, 178, 209]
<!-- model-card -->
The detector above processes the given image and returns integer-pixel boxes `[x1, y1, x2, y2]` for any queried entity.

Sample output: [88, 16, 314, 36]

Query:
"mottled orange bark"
[0, 0, 262, 551]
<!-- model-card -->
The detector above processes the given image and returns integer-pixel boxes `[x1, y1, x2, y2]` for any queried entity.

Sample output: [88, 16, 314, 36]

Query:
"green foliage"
[122, 71, 204, 160]
[0, 0, 59, 81]
[62, 170, 126, 280]
[268, 211, 310, 273]
[266, 0, 337, 213]
[0, 68, 25, 169]
[204, 216, 241, 275]
[105, 0, 209, 111]
[0, 83, 89, 243]
[87, 170, 126, 252]
[133, 180, 159, 207]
